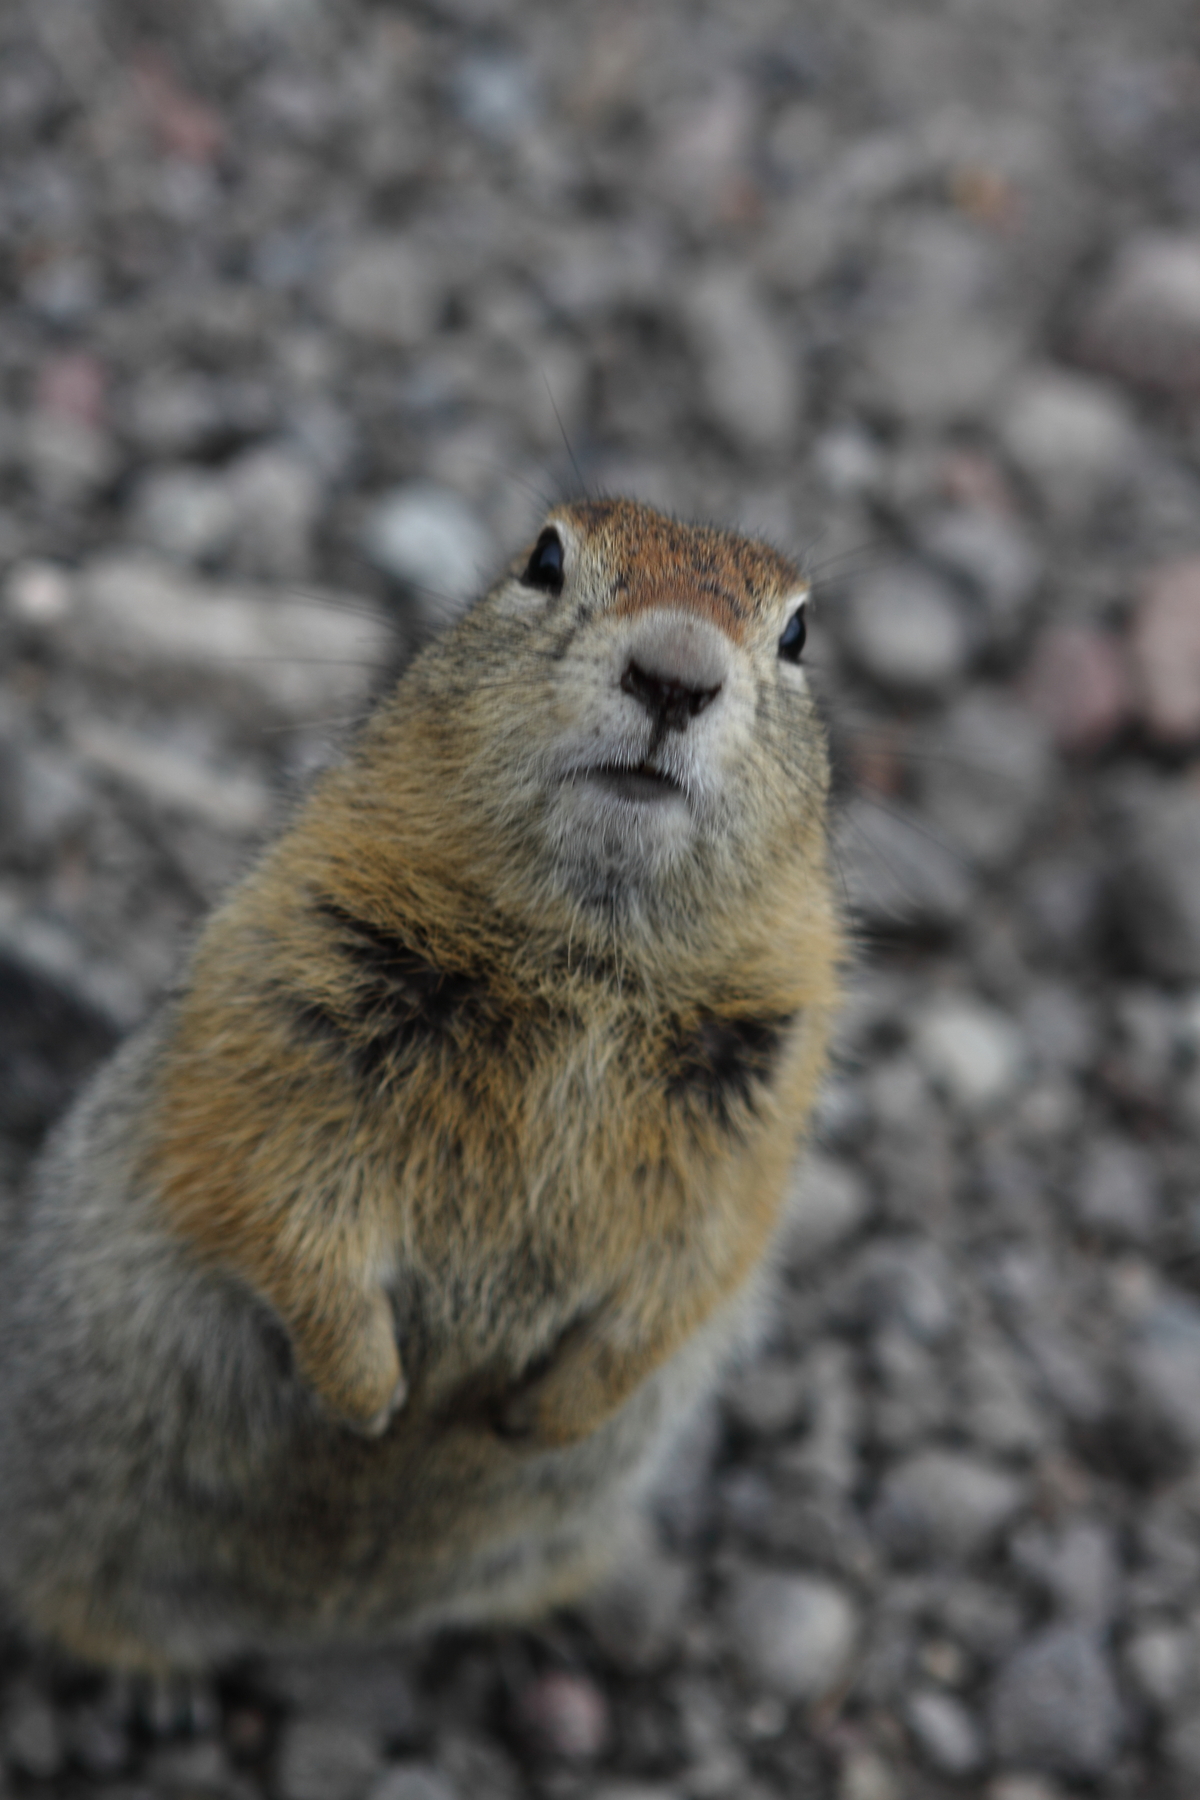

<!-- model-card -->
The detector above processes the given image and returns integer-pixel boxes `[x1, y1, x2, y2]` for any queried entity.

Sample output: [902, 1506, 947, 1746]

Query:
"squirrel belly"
[0, 500, 841, 1671]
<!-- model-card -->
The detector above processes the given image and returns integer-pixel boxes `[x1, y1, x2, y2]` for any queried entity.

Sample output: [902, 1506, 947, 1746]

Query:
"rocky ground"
[3, 0, 1200, 1795]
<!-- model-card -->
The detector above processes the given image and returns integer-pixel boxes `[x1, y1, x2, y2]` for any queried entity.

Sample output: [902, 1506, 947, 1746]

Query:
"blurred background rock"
[2, 0, 1200, 1795]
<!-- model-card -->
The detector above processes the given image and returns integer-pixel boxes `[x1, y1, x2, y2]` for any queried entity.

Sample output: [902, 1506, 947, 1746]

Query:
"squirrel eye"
[522, 528, 565, 595]
[778, 605, 807, 663]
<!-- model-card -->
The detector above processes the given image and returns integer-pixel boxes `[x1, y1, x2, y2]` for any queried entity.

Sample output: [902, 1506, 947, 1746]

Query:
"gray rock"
[912, 997, 1025, 1117]
[1078, 232, 1200, 397]
[851, 1238, 957, 1345]
[1071, 1134, 1159, 1244]
[54, 554, 393, 719]
[833, 795, 973, 934]
[996, 367, 1136, 521]
[855, 311, 1024, 426]
[3, 1680, 62, 1778]
[23, 410, 115, 507]
[1009, 1520, 1120, 1627]
[510, 1669, 609, 1762]
[588, 1786, 683, 1800]
[1124, 1623, 1192, 1711]
[874, 1449, 1025, 1562]
[723, 1568, 858, 1701]
[1019, 983, 1098, 1075]
[436, 1732, 519, 1800]
[918, 506, 1042, 646]
[4, 558, 73, 626]
[959, 1334, 1048, 1456]
[144, 1738, 233, 1792]
[987, 1626, 1124, 1778]
[71, 720, 271, 835]
[368, 1767, 456, 1800]
[1129, 1294, 1200, 1450]
[1110, 774, 1200, 979]
[838, 1748, 902, 1800]
[581, 1531, 692, 1671]
[225, 444, 321, 580]
[324, 238, 438, 349]
[451, 48, 536, 142]
[722, 1356, 809, 1438]
[681, 265, 799, 457]
[987, 1781, 1067, 1800]
[361, 484, 495, 629]
[276, 1718, 384, 1800]
[131, 464, 238, 565]
[264, 1653, 417, 1741]
[843, 564, 970, 698]
[871, 1327, 949, 1451]
[781, 1340, 862, 1492]
[1166, 1713, 1200, 1781]
[914, 691, 1054, 871]
[938, 1579, 1024, 1662]
[2, 741, 91, 851]
[781, 1153, 871, 1265]
[905, 1688, 984, 1776]
[1131, 554, 1200, 746]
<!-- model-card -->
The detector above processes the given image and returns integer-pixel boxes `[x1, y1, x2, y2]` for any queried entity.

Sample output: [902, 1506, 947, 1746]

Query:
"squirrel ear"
[280, 1278, 406, 1437]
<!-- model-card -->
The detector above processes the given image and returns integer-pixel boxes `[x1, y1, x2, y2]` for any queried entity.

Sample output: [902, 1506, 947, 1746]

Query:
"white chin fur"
[544, 778, 696, 900]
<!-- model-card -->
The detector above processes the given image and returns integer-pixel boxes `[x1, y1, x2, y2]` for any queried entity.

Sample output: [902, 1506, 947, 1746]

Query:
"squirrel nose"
[620, 659, 721, 732]
[616, 609, 731, 735]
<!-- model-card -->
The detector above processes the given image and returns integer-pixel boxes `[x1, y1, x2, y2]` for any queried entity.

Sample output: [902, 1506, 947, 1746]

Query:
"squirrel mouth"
[581, 763, 684, 804]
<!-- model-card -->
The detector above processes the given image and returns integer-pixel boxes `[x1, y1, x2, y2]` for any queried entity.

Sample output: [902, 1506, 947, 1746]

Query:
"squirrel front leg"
[497, 1304, 701, 1448]
[267, 1258, 406, 1437]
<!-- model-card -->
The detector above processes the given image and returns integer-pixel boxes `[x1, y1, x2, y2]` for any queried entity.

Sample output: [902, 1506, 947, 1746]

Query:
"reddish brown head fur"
[551, 499, 803, 644]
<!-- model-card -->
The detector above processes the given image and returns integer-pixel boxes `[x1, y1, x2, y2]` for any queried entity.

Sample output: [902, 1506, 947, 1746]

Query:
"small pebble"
[723, 1568, 858, 1702]
[324, 238, 438, 349]
[275, 1717, 384, 1800]
[988, 1625, 1124, 1779]
[905, 1688, 984, 1776]
[1023, 624, 1133, 755]
[361, 483, 494, 629]
[843, 564, 970, 699]
[682, 264, 800, 455]
[3, 1680, 63, 1779]
[996, 366, 1135, 521]
[913, 997, 1025, 1116]
[1078, 231, 1200, 396]
[511, 1670, 610, 1763]
[1131, 554, 1200, 744]
[874, 1448, 1025, 1562]
[367, 1766, 457, 1800]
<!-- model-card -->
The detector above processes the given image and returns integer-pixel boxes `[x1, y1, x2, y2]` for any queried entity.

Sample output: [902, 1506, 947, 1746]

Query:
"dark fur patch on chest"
[295, 900, 506, 1078]
[667, 1011, 793, 1122]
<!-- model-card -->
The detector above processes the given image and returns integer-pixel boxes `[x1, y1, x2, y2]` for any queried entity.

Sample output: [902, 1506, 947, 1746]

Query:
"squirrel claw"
[346, 1369, 408, 1438]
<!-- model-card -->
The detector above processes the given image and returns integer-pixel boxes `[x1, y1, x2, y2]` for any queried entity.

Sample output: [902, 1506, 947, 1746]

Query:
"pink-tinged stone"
[133, 51, 225, 165]
[1131, 556, 1200, 744]
[36, 352, 106, 428]
[1078, 233, 1200, 397]
[1022, 625, 1133, 755]
[511, 1670, 610, 1762]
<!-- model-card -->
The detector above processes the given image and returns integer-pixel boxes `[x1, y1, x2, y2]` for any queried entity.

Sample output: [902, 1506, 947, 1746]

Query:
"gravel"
[722, 1568, 860, 1702]
[1078, 232, 1200, 397]
[987, 1626, 1125, 1779]
[873, 1449, 1026, 1564]
[842, 564, 971, 698]
[0, 1, 1195, 1795]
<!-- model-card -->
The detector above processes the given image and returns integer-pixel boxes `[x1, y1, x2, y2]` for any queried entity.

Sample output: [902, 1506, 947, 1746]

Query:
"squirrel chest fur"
[0, 499, 841, 1672]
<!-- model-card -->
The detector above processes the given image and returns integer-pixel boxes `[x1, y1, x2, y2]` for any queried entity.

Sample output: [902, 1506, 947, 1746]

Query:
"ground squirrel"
[0, 498, 842, 1673]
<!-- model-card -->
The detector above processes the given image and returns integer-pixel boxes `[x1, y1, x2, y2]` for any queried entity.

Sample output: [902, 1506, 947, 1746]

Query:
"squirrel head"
[350, 499, 830, 961]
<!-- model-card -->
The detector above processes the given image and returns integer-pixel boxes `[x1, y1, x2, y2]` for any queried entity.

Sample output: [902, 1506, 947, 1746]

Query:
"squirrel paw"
[289, 1281, 408, 1437]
